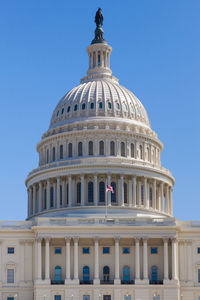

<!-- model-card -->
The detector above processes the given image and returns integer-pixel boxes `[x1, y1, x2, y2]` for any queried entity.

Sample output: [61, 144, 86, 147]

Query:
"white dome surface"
[49, 78, 150, 129]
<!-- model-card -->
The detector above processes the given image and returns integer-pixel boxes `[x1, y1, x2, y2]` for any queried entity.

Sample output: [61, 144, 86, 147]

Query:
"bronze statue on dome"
[95, 8, 103, 27]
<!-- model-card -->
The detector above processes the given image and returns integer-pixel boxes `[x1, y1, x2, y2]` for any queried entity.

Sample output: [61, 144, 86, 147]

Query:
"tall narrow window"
[68, 143, 72, 158]
[149, 187, 152, 207]
[44, 188, 47, 209]
[124, 182, 127, 204]
[151, 266, 158, 283]
[83, 266, 90, 281]
[7, 269, 14, 283]
[131, 143, 134, 158]
[50, 186, 54, 208]
[98, 53, 101, 66]
[99, 141, 104, 155]
[141, 185, 144, 205]
[147, 147, 150, 161]
[54, 296, 61, 300]
[99, 181, 105, 202]
[78, 142, 83, 156]
[140, 145, 143, 159]
[123, 266, 130, 282]
[60, 145, 63, 159]
[77, 182, 81, 204]
[121, 142, 125, 157]
[88, 182, 93, 203]
[111, 182, 116, 203]
[54, 266, 62, 282]
[110, 141, 115, 156]
[46, 149, 49, 163]
[198, 269, 200, 283]
[103, 266, 110, 282]
[99, 102, 103, 109]
[88, 141, 93, 155]
[60, 185, 62, 206]
[53, 147, 56, 161]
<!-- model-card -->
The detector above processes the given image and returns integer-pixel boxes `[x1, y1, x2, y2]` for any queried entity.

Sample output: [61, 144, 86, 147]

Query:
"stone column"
[46, 179, 50, 210]
[132, 176, 136, 207]
[65, 237, 71, 284]
[120, 175, 124, 206]
[28, 187, 32, 216]
[169, 187, 173, 215]
[38, 182, 42, 213]
[107, 175, 111, 206]
[144, 178, 148, 208]
[187, 240, 192, 282]
[138, 181, 141, 206]
[73, 237, 79, 284]
[45, 238, 50, 283]
[68, 175, 72, 207]
[56, 177, 60, 209]
[163, 238, 169, 283]
[135, 238, 141, 282]
[94, 174, 98, 206]
[160, 182, 164, 211]
[153, 179, 156, 209]
[62, 179, 66, 208]
[114, 237, 120, 284]
[94, 237, 100, 284]
[37, 238, 42, 280]
[81, 175, 85, 206]
[128, 179, 132, 207]
[33, 184, 36, 214]
[165, 185, 169, 214]
[143, 238, 148, 283]
[172, 238, 178, 282]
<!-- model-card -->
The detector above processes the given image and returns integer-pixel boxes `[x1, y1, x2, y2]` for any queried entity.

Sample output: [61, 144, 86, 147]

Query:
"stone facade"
[1, 11, 200, 300]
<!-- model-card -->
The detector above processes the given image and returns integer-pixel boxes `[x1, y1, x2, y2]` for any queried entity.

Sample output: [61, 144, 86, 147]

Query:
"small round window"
[74, 104, 78, 111]
[99, 102, 103, 109]
[82, 103, 86, 110]
[61, 108, 64, 114]
[67, 106, 71, 113]
[90, 102, 94, 109]
[57, 110, 59, 116]
[108, 102, 112, 109]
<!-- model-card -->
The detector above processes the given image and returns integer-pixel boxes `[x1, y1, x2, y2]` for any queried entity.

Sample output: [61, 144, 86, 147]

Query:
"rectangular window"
[151, 247, 158, 254]
[124, 296, 131, 300]
[83, 296, 90, 300]
[103, 247, 110, 254]
[197, 247, 200, 254]
[55, 247, 62, 254]
[7, 269, 14, 283]
[8, 247, 15, 254]
[7, 298, 14, 300]
[123, 247, 130, 254]
[54, 296, 61, 300]
[198, 269, 200, 283]
[82, 247, 90, 254]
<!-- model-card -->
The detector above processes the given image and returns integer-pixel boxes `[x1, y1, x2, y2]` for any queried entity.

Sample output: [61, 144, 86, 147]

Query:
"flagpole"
[105, 190, 108, 221]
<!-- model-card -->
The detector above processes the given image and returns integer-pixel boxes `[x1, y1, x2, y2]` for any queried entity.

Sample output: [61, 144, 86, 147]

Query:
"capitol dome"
[26, 11, 174, 221]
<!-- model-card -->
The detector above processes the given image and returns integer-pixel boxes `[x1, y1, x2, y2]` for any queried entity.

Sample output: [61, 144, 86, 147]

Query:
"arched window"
[52, 147, 56, 161]
[68, 143, 72, 158]
[90, 102, 94, 109]
[46, 149, 49, 163]
[147, 147, 150, 161]
[78, 142, 83, 156]
[99, 141, 104, 155]
[124, 182, 128, 204]
[67, 106, 71, 113]
[110, 141, 115, 156]
[121, 142, 125, 157]
[83, 266, 90, 281]
[99, 181, 105, 203]
[141, 185, 144, 205]
[111, 182, 116, 203]
[50, 186, 54, 208]
[88, 182, 93, 203]
[61, 108, 64, 114]
[88, 141, 93, 155]
[123, 266, 130, 282]
[99, 102, 103, 109]
[60, 145, 63, 159]
[82, 103, 86, 110]
[140, 145, 143, 159]
[131, 143, 134, 158]
[149, 187, 152, 207]
[54, 266, 61, 282]
[98, 53, 101, 66]
[74, 104, 78, 111]
[77, 182, 81, 204]
[57, 110, 59, 116]
[151, 266, 158, 283]
[108, 102, 112, 109]
[103, 266, 110, 282]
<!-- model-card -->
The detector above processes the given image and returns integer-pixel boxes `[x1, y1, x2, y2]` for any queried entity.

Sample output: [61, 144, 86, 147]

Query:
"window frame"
[151, 247, 158, 254]
[82, 247, 90, 254]
[123, 247, 130, 254]
[103, 247, 110, 254]
[7, 247, 15, 254]
[54, 247, 62, 254]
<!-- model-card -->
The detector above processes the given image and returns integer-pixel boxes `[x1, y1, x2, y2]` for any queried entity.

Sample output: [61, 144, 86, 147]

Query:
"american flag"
[106, 184, 114, 193]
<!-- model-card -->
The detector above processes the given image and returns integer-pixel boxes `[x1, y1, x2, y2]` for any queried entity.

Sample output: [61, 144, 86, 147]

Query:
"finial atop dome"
[91, 8, 107, 45]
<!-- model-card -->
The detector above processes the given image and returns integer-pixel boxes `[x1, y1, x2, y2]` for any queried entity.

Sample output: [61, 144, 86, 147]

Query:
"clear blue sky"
[0, 0, 200, 221]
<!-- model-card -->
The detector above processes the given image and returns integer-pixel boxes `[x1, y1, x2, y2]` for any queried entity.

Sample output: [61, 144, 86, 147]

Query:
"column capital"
[44, 237, 51, 242]
[73, 236, 79, 243]
[142, 237, 148, 242]
[114, 236, 120, 242]
[36, 237, 43, 242]
[65, 237, 71, 242]
[171, 237, 177, 243]
[163, 237, 170, 243]
[135, 237, 141, 242]
[94, 236, 99, 242]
